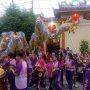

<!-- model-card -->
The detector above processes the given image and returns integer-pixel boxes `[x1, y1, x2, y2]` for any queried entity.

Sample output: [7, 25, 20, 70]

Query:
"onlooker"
[65, 53, 75, 90]
[46, 57, 54, 90]
[8, 53, 16, 90]
[12, 51, 27, 90]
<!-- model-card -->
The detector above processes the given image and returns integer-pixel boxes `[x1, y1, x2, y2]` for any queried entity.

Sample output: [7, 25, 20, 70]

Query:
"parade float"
[0, 31, 28, 90]
[30, 1, 90, 53]
[29, 13, 80, 54]
[0, 31, 28, 55]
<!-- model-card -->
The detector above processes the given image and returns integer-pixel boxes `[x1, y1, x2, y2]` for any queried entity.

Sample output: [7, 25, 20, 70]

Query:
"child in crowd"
[8, 53, 16, 90]
[26, 53, 33, 86]
[83, 53, 90, 90]
[60, 56, 65, 87]
[46, 57, 54, 90]
[73, 54, 78, 88]
[35, 52, 46, 90]
[2, 54, 10, 90]
[53, 56, 62, 90]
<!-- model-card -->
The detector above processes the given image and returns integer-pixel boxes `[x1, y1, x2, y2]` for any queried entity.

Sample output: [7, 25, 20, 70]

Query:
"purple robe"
[31, 56, 37, 66]
[53, 61, 62, 90]
[86, 62, 90, 69]
[83, 62, 90, 90]
[83, 69, 90, 90]
[15, 60, 27, 89]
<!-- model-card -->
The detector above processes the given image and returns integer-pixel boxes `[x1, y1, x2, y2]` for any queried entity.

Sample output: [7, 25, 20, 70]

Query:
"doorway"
[46, 39, 60, 54]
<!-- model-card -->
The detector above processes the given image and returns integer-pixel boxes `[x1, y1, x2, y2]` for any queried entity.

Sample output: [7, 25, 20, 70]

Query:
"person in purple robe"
[31, 52, 38, 68]
[46, 57, 54, 90]
[12, 51, 27, 90]
[65, 53, 75, 90]
[83, 56, 90, 90]
[26, 53, 33, 86]
[53, 56, 62, 90]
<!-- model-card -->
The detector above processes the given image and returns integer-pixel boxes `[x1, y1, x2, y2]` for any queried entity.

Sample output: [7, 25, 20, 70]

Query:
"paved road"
[28, 75, 82, 90]
[28, 82, 82, 90]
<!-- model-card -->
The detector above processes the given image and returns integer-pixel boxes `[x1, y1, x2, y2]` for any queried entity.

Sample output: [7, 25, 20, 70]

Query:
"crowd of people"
[0, 47, 90, 90]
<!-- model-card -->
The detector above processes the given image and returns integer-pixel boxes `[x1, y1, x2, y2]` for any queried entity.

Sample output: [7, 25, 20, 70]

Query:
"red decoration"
[71, 14, 80, 21]
[48, 24, 56, 33]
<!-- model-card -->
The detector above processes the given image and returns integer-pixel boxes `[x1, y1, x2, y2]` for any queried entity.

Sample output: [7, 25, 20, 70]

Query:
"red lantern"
[48, 24, 56, 33]
[71, 14, 80, 21]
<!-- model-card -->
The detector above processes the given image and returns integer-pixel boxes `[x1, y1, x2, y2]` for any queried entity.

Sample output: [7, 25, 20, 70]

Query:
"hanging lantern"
[71, 14, 80, 21]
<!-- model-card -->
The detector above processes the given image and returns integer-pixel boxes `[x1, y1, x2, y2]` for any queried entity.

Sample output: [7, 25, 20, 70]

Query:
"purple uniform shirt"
[83, 69, 90, 90]
[15, 60, 27, 89]
[15, 61, 22, 76]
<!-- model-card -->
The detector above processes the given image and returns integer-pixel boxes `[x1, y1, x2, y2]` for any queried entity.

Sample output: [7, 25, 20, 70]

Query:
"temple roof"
[54, 4, 90, 13]
[53, 4, 90, 18]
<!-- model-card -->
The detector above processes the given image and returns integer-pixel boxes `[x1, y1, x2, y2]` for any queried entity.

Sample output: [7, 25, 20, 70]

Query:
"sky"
[0, 0, 90, 17]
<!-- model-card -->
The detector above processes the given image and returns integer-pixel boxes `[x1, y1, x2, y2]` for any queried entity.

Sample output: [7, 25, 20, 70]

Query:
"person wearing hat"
[1, 54, 10, 90]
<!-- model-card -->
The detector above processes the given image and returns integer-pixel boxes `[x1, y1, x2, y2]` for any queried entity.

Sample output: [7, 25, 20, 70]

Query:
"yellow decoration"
[53, 39, 56, 43]
[2, 38, 5, 43]
[69, 25, 76, 32]
[58, 34, 62, 38]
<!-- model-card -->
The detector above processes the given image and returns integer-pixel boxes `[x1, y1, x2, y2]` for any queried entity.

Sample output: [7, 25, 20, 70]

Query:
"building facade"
[54, 4, 90, 53]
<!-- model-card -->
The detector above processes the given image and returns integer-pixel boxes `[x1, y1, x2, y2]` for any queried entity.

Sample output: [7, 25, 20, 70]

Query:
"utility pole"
[11, 0, 14, 8]
[32, 0, 34, 12]
[12, 0, 14, 5]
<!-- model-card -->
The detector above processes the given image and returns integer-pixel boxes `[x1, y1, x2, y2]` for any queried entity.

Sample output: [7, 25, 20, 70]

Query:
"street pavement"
[28, 81, 82, 90]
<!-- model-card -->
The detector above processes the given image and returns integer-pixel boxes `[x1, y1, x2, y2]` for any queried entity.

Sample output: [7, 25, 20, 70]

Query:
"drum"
[0, 68, 6, 90]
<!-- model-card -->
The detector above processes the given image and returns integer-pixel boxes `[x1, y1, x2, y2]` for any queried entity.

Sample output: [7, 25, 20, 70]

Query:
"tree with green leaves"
[80, 40, 89, 55]
[0, 2, 36, 42]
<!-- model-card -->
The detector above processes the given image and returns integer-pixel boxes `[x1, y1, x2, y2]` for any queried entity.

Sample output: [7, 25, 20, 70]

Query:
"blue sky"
[0, 0, 90, 17]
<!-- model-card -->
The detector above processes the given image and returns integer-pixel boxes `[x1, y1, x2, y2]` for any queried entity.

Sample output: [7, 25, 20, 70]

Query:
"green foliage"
[80, 40, 89, 54]
[0, 2, 36, 42]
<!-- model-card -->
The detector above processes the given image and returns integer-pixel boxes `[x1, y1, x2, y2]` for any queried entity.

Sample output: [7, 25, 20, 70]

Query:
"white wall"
[65, 23, 90, 53]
